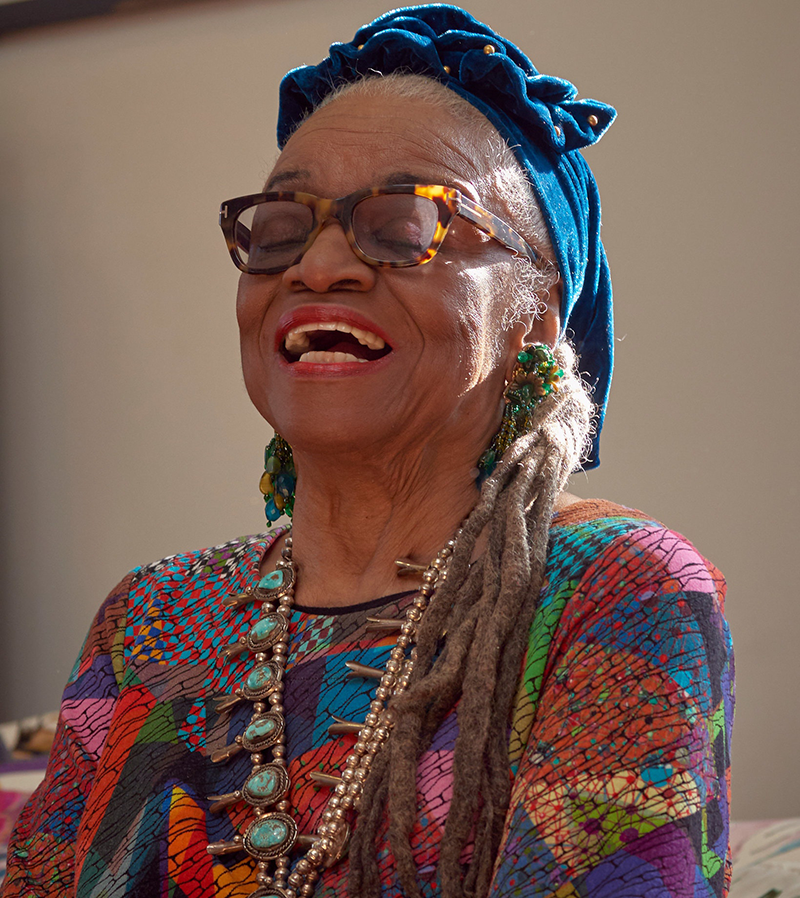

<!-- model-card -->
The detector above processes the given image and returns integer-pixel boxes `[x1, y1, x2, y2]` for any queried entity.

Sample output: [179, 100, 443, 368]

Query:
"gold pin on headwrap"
[587, 114, 599, 126]
[483, 43, 496, 54]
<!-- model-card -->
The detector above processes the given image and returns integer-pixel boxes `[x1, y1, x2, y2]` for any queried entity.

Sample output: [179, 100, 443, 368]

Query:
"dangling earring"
[259, 433, 296, 524]
[477, 343, 563, 481]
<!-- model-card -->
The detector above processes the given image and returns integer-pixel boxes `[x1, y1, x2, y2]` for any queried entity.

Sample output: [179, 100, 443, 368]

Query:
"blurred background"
[0, 0, 797, 820]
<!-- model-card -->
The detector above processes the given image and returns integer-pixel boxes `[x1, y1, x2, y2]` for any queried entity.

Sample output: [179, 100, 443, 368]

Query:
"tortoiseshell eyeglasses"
[219, 184, 546, 275]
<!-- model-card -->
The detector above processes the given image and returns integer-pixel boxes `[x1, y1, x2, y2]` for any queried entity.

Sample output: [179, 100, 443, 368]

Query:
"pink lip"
[275, 305, 395, 378]
[274, 305, 394, 351]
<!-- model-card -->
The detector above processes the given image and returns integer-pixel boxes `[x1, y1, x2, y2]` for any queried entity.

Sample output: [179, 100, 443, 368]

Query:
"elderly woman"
[3, 6, 733, 898]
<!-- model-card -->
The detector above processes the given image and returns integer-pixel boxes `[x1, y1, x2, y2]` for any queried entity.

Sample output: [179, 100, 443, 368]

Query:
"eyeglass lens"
[235, 194, 441, 271]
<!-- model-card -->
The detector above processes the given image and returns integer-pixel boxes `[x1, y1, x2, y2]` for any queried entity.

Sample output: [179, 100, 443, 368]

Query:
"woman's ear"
[505, 285, 561, 381]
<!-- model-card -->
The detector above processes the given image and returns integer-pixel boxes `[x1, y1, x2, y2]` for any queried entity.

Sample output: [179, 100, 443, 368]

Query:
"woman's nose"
[282, 222, 377, 293]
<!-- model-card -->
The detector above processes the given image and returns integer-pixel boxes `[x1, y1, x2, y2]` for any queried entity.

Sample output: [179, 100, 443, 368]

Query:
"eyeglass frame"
[218, 183, 547, 275]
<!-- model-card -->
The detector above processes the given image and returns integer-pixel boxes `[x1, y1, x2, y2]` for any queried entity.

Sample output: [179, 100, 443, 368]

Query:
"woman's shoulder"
[548, 496, 725, 604]
[134, 529, 281, 583]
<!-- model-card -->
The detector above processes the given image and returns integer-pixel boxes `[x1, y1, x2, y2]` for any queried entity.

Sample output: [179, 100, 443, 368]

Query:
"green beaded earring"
[477, 343, 563, 481]
[259, 434, 296, 524]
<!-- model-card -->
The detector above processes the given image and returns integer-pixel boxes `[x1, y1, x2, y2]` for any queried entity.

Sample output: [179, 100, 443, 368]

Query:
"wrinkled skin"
[237, 89, 558, 605]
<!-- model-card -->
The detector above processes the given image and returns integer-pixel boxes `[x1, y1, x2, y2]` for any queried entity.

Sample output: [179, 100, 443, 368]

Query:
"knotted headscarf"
[277, 4, 616, 467]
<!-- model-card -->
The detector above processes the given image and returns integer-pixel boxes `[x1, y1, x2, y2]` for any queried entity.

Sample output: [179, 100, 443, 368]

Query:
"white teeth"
[283, 321, 386, 352]
[298, 350, 367, 364]
[283, 330, 311, 353]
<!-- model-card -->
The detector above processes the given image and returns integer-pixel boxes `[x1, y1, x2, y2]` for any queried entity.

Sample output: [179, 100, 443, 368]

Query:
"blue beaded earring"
[259, 434, 296, 524]
[477, 343, 563, 482]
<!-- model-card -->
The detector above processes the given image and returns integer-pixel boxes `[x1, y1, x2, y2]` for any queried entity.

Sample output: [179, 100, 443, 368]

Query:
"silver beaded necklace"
[206, 529, 460, 898]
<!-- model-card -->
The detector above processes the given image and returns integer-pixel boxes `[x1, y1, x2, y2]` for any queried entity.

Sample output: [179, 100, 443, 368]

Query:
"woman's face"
[237, 89, 557, 463]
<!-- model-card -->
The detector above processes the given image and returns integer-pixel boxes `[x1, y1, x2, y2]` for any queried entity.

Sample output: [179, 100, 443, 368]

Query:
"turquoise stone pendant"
[243, 811, 298, 861]
[253, 566, 295, 601]
[241, 713, 284, 752]
[243, 662, 281, 701]
[242, 763, 290, 808]
[246, 612, 288, 653]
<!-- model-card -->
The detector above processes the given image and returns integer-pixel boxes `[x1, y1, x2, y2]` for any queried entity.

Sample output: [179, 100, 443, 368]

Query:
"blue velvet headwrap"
[277, 4, 616, 467]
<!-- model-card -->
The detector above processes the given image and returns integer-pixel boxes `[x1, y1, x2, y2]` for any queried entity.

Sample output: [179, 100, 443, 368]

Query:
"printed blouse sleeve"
[490, 524, 734, 897]
[2, 573, 132, 897]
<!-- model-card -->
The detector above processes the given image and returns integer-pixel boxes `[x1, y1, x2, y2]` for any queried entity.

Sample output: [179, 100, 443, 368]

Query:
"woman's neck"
[260, 444, 482, 608]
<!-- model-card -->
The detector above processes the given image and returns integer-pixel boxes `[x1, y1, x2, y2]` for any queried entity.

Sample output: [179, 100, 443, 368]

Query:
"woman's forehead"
[268, 92, 493, 199]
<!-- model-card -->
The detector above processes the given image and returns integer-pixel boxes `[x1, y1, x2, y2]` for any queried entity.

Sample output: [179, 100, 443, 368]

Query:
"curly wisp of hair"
[293, 73, 595, 897]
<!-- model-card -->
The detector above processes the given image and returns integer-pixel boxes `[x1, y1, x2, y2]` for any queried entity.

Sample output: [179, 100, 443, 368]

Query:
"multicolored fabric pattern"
[3, 500, 733, 897]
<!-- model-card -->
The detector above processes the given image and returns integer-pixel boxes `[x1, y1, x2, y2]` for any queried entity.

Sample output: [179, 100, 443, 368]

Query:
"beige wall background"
[0, 0, 797, 820]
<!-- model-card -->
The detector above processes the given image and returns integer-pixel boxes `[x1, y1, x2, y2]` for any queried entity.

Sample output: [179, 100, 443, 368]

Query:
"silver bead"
[273, 642, 288, 654]
[365, 712, 379, 727]
[397, 635, 411, 649]
[422, 570, 437, 584]
[341, 768, 354, 783]
[253, 702, 266, 713]
[276, 800, 290, 812]
[288, 872, 304, 888]
[375, 686, 391, 701]
[251, 753, 263, 765]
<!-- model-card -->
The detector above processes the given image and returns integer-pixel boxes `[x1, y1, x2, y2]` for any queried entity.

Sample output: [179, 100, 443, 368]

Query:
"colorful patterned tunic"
[3, 500, 734, 897]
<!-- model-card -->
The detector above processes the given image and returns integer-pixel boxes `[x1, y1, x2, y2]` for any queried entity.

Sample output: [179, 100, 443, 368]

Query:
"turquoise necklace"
[206, 530, 459, 897]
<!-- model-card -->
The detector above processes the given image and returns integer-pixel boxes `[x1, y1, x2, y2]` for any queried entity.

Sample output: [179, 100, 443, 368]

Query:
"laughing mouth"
[282, 321, 392, 364]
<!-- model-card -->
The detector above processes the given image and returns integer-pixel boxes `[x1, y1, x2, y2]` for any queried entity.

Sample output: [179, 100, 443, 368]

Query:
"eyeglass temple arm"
[457, 197, 545, 268]
[234, 221, 251, 254]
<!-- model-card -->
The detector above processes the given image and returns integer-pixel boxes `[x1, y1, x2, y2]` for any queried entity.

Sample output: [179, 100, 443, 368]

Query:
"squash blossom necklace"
[206, 530, 460, 898]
